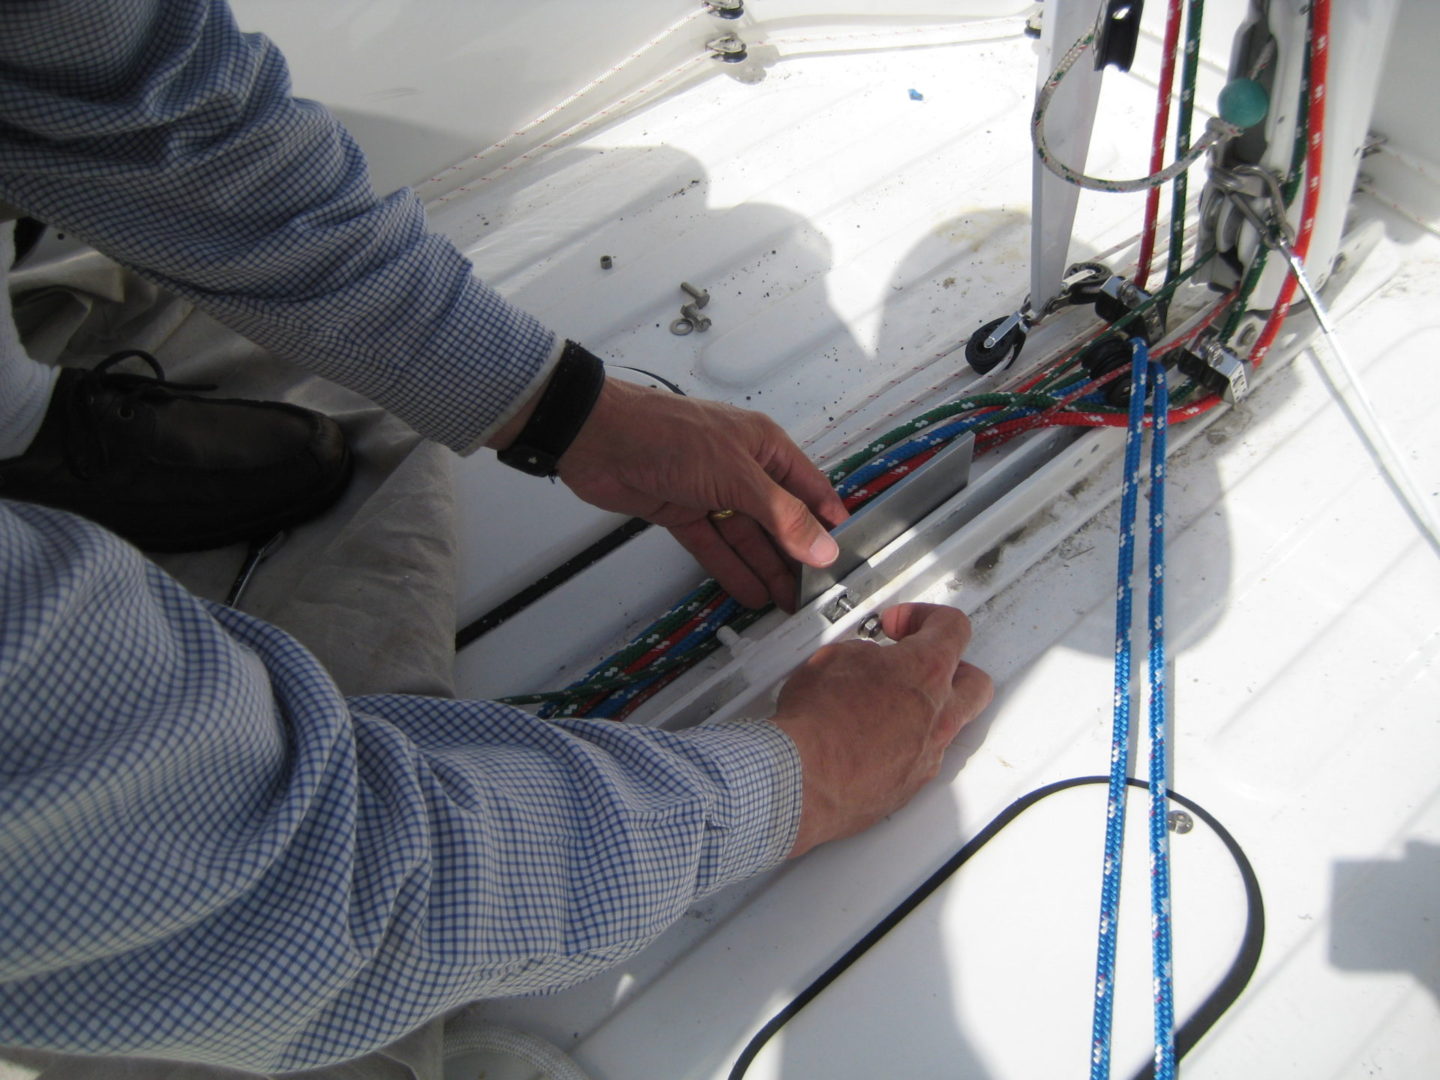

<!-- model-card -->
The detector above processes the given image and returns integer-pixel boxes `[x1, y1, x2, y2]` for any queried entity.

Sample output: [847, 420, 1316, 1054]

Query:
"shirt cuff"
[683, 718, 805, 889]
[457, 333, 567, 456]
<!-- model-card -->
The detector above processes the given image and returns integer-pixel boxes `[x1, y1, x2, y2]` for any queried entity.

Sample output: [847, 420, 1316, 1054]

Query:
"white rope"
[1031, 32, 1240, 194]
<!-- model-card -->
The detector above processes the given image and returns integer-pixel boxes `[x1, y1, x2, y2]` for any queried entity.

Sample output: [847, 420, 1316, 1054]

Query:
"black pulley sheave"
[1094, 0, 1146, 72]
[965, 315, 1028, 375]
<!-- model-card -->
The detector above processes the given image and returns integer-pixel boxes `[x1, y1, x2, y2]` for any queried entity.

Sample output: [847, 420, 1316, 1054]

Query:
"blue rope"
[1147, 359, 1177, 1079]
[834, 412, 1021, 497]
[576, 598, 744, 719]
[1089, 339, 1150, 1080]
[1089, 338, 1177, 1079]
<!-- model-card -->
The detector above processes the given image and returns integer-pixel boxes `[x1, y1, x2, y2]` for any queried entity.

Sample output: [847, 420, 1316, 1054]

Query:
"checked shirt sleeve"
[0, 0, 556, 452]
[0, 501, 804, 1071]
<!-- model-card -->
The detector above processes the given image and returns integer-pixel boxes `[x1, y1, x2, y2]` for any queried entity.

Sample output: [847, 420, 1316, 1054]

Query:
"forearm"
[0, 0, 554, 451]
[0, 500, 800, 1070]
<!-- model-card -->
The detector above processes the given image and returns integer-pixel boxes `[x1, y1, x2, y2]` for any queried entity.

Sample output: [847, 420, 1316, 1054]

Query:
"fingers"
[880, 602, 973, 653]
[938, 661, 995, 743]
[727, 460, 841, 570]
[670, 515, 797, 611]
[718, 514, 799, 611]
[758, 425, 852, 531]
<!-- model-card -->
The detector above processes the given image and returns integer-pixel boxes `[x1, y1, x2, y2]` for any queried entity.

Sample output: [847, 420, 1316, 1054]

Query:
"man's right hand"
[769, 603, 993, 858]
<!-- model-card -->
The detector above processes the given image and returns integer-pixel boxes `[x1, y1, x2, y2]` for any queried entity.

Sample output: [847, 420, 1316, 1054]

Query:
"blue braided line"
[1147, 359, 1177, 1079]
[580, 598, 744, 719]
[835, 412, 1028, 496]
[538, 582, 722, 718]
[1090, 339, 1151, 1080]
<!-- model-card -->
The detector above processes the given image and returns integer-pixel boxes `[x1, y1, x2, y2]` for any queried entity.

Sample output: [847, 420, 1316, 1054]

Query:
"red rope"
[1136, 0, 1186, 291]
[978, 295, 1233, 453]
[1248, 0, 1330, 367]
[840, 445, 944, 512]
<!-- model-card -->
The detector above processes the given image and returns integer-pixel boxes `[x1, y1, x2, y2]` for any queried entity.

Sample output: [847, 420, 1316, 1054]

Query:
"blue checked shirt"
[0, 1, 805, 1072]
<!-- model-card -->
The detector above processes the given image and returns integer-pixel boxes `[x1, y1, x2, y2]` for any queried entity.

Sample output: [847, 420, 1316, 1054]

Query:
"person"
[0, 1, 994, 1073]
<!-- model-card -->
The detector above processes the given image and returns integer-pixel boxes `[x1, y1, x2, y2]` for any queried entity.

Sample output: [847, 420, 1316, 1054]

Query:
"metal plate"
[797, 434, 975, 610]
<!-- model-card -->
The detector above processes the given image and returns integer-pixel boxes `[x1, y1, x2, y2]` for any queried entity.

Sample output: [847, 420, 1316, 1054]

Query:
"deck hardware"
[705, 0, 744, 19]
[706, 34, 748, 63]
[680, 302, 712, 331]
[1167, 810, 1194, 834]
[1054, 261, 1112, 310]
[1177, 334, 1250, 404]
[857, 613, 884, 640]
[1199, 162, 1294, 291]
[821, 591, 855, 623]
[797, 434, 975, 610]
[1078, 332, 1140, 407]
[669, 317, 695, 336]
[679, 281, 710, 308]
[965, 309, 1031, 374]
[966, 263, 1111, 375]
[600, 255, 614, 269]
[225, 529, 287, 608]
[1094, 0, 1143, 73]
[1094, 273, 1165, 342]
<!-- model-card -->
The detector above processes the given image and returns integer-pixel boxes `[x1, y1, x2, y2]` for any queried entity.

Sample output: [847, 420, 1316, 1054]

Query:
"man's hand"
[553, 378, 849, 611]
[770, 603, 993, 857]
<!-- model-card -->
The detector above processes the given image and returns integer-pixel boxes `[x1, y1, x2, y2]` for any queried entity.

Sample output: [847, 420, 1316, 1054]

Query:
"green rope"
[1167, 0, 1206, 284]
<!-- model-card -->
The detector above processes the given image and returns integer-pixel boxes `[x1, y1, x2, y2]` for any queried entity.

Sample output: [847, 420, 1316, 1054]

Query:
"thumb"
[730, 461, 840, 568]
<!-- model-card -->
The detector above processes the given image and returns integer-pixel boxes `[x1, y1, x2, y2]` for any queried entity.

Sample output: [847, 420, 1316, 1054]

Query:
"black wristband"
[496, 340, 607, 477]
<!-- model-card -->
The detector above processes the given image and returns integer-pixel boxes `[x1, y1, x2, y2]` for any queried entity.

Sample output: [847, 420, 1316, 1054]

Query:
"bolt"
[680, 281, 710, 308]
[821, 591, 856, 623]
[707, 33, 748, 61]
[680, 302, 712, 331]
[1167, 810, 1194, 834]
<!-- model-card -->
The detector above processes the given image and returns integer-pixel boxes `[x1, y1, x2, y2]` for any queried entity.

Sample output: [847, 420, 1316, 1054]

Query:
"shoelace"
[64, 350, 215, 479]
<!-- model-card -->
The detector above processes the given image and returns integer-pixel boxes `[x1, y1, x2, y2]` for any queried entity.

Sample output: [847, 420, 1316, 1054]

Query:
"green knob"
[1218, 78, 1269, 129]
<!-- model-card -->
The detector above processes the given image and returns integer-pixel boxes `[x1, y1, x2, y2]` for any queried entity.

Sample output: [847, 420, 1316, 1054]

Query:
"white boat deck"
[397, 8, 1440, 1078]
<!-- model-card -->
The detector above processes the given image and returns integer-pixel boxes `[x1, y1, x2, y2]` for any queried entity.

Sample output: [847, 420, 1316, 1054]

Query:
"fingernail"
[808, 534, 839, 566]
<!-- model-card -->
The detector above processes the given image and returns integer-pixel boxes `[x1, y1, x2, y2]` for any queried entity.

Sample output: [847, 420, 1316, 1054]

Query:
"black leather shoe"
[0, 351, 352, 551]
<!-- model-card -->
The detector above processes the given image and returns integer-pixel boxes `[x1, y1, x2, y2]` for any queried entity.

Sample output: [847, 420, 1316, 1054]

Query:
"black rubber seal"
[729, 776, 1265, 1080]
[455, 517, 651, 649]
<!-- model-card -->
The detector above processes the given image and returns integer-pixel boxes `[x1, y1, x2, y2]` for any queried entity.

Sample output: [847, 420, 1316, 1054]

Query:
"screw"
[1167, 810, 1194, 834]
[680, 302, 712, 331]
[822, 591, 856, 622]
[680, 281, 710, 308]
[707, 33, 748, 61]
